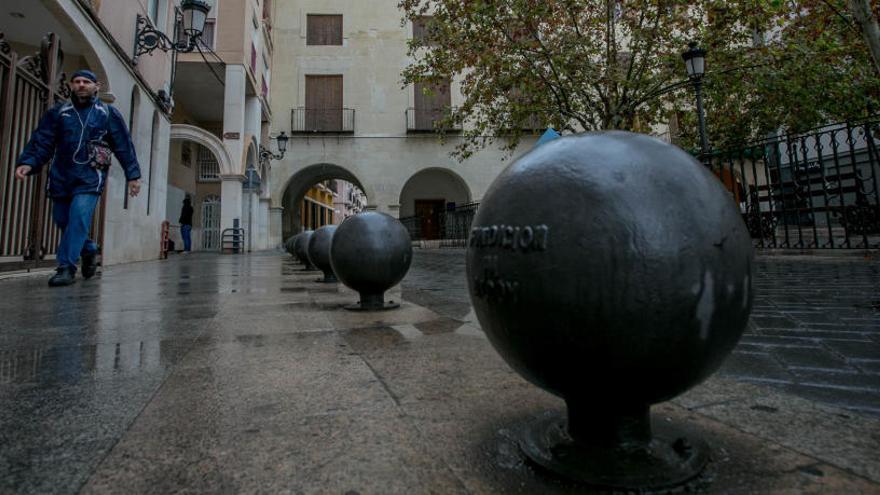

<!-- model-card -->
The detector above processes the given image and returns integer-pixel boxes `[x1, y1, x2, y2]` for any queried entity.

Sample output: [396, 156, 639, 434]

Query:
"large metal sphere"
[330, 212, 412, 310]
[466, 131, 754, 488]
[293, 230, 315, 268]
[467, 131, 753, 404]
[307, 225, 338, 282]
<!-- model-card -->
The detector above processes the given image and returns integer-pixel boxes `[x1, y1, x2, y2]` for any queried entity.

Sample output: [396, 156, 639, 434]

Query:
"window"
[198, 145, 220, 181]
[413, 78, 451, 130]
[412, 16, 436, 45]
[307, 15, 342, 45]
[199, 19, 216, 49]
[148, 0, 159, 24]
[181, 142, 192, 167]
[175, 17, 215, 49]
[305, 75, 343, 131]
[147, 111, 161, 215]
[126, 87, 140, 210]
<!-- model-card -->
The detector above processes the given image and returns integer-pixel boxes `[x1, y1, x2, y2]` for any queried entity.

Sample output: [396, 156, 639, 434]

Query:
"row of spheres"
[282, 131, 753, 491]
[285, 212, 413, 311]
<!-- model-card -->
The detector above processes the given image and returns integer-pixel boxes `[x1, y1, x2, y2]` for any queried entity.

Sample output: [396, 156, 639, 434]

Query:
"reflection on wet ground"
[0, 250, 878, 493]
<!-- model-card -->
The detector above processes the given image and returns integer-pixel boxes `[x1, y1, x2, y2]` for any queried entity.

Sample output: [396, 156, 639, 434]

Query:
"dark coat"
[179, 203, 194, 226]
[17, 97, 142, 198]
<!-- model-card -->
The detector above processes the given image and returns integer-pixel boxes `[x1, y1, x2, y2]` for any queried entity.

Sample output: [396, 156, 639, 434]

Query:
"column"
[220, 175, 245, 231]
[222, 65, 246, 175]
[258, 198, 271, 249]
[270, 206, 284, 247]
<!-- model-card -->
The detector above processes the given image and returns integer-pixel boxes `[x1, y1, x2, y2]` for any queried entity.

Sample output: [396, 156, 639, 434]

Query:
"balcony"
[406, 108, 462, 133]
[291, 108, 355, 134]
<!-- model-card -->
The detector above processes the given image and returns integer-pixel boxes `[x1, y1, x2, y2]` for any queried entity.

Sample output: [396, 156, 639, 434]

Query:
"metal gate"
[201, 194, 221, 250]
[715, 117, 880, 249]
[0, 32, 105, 270]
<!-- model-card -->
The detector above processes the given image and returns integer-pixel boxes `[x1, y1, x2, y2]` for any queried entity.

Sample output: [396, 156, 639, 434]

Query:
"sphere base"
[519, 411, 708, 491]
[344, 301, 400, 311]
[344, 292, 400, 311]
[315, 273, 338, 283]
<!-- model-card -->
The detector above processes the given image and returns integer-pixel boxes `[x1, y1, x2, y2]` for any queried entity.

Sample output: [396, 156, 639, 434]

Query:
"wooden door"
[305, 75, 342, 131]
[414, 199, 445, 240]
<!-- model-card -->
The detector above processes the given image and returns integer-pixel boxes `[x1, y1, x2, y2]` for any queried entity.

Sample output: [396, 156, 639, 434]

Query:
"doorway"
[414, 199, 445, 240]
[201, 195, 221, 250]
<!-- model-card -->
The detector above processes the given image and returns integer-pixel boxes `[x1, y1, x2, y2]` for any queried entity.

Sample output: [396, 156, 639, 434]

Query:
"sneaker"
[48, 266, 76, 287]
[81, 251, 98, 279]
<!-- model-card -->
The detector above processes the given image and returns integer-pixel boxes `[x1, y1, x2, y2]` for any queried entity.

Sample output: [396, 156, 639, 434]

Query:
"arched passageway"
[398, 168, 472, 240]
[167, 125, 232, 251]
[279, 163, 367, 240]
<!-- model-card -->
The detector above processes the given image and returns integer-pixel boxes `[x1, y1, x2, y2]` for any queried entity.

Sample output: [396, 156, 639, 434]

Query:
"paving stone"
[824, 341, 880, 361]
[1, 250, 879, 493]
[772, 346, 856, 372]
[717, 352, 795, 383]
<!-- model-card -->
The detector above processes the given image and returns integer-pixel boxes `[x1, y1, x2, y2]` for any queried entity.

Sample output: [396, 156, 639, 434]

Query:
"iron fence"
[713, 117, 879, 249]
[399, 201, 480, 247]
[290, 107, 355, 133]
[399, 119, 879, 251]
[406, 107, 462, 133]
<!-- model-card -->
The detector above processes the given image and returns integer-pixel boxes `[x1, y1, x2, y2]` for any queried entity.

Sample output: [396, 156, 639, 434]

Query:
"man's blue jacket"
[17, 97, 142, 199]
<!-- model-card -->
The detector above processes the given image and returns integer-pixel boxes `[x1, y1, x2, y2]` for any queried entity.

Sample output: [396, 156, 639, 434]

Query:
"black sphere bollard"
[466, 131, 753, 491]
[307, 225, 338, 283]
[330, 211, 413, 311]
[294, 230, 316, 271]
[284, 235, 297, 256]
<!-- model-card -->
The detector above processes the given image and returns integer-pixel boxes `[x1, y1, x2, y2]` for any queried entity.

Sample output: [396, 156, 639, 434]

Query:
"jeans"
[52, 193, 100, 270]
[181, 224, 192, 251]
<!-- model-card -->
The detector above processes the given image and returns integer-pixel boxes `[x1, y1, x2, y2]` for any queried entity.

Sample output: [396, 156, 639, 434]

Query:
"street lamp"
[682, 41, 709, 163]
[259, 132, 289, 165]
[133, 0, 216, 110]
[134, 0, 212, 59]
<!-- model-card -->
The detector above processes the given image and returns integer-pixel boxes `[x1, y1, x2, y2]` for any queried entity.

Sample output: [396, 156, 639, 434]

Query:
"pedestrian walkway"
[0, 251, 878, 493]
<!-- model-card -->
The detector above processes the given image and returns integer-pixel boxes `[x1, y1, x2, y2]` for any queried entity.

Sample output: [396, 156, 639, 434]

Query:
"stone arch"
[169, 124, 234, 176]
[278, 163, 368, 239]
[398, 167, 472, 218]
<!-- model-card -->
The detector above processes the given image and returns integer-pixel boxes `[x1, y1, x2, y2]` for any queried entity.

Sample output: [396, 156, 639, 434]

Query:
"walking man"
[179, 196, 194, 253]
[15, 69, 142, 286]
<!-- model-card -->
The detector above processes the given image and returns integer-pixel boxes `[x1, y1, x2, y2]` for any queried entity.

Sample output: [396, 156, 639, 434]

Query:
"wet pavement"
[0, 250, 878, 494]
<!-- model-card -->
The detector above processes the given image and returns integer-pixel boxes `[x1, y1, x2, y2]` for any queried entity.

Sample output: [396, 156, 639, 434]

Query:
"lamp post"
[682, 41, 709, 164]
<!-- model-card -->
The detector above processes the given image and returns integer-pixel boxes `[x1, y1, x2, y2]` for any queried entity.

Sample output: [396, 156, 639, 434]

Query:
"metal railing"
[221, 227, 245, 254]
[397, 118, 879, 251]
[406, 107, 462, 133]
[291, 107, 355, 133]
[399, 202, 480, 248]
[712, 117, 879, 249]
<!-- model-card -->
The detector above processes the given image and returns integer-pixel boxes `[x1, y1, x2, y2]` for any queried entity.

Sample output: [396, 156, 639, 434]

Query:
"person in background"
[179, 196, 194, 254]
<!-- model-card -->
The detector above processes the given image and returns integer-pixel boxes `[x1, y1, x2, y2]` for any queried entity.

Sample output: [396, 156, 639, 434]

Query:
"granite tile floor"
[0, 250, 878, 494]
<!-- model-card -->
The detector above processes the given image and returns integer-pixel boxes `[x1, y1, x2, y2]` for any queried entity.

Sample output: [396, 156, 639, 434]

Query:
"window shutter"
[307, 15, 343, 45]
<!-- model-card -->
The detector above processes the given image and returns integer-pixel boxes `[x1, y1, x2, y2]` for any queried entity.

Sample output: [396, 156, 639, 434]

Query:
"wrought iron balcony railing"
[405, 107, 462, 133]
[291, 107, 355, 134]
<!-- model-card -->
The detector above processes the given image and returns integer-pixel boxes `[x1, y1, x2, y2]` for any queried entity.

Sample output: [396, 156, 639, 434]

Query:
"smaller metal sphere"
[307, 225, 338, 283]
[293, 230, 315, 269]
[330, 212, 412, 310]
[284, 235, 297, 256]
